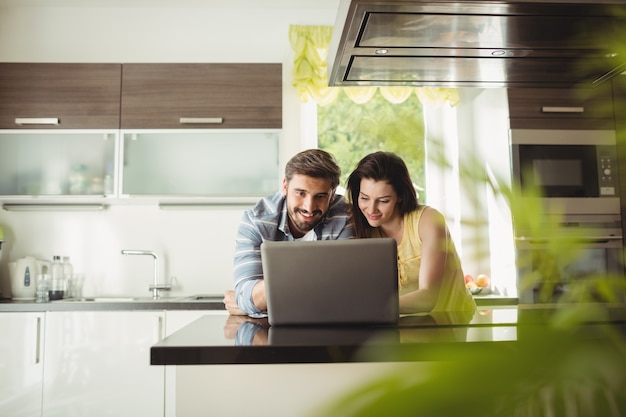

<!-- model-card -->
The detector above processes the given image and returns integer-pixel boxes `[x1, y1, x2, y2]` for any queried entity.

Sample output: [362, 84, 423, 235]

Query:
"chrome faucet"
[121, 250, 171, 299]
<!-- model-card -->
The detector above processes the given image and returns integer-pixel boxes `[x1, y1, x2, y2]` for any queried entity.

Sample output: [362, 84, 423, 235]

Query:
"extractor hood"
[328, 0, 626, 88]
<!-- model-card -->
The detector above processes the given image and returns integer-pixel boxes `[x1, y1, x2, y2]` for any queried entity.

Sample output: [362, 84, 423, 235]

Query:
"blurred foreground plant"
[309, 163, 626, 416]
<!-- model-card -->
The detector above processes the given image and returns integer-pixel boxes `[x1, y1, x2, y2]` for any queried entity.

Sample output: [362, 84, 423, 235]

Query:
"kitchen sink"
[182, 295, 224, 301]
[54, 297, 171, 302]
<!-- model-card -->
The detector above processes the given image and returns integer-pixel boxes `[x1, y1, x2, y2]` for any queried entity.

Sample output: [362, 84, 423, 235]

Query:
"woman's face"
[357, 178, 400, 227]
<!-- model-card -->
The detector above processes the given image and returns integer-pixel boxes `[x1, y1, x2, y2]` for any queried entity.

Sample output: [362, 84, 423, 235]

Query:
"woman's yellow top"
[374, 206, 476, 313]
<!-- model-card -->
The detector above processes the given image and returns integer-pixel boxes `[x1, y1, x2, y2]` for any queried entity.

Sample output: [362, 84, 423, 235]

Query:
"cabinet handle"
[34, 316, 42, 364]
[15, 117, 60, 125]
[2, 204, 105, 212]
[179, 117, 223, 124]
[541, 106, 584, 113]
[154, 315, 164, 343]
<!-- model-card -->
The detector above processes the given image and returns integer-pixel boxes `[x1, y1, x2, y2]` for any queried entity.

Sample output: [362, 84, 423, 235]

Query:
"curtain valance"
[289, 25, 459, 108]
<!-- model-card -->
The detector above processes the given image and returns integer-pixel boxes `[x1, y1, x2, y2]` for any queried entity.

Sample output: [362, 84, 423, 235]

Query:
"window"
[317, 89, 426, 199]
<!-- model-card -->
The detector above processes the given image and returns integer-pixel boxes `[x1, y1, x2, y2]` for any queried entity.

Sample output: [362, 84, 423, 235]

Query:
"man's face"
[282, 174, 334, 238]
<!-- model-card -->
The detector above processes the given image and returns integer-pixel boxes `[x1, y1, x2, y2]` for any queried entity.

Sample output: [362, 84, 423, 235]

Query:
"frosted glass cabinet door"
[43, 311, 165, 417]
[0, 313, 45, 417]
[121, 130, 280, 196]
[0, 131, 117, 196]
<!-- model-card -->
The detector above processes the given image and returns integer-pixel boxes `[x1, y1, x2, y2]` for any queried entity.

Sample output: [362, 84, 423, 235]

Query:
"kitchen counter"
[150, 304, 626, 365]
[0, 293, 516, 312]
[0, 294, 226, 312]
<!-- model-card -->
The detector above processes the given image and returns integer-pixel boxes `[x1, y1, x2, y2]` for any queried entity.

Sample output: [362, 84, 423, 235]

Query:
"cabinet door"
[121, 63, 282, 129]
[0, 63, 122, 129]
[0, 312, 45, 416]
[121, 130, 279, 197]
[0, 131, 117, 197]
[508, 84, 615, 129]
[43, 311, 165, 417]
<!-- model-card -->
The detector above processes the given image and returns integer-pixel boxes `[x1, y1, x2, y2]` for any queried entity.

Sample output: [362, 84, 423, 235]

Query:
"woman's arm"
[399, 207, 448, 314]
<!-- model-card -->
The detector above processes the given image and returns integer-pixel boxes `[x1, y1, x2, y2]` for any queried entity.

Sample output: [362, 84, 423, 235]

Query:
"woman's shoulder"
[408, 206, 447, 236]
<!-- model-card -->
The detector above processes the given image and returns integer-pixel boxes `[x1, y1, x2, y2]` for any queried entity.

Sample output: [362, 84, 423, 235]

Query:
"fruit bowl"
[468, 286, 483, 295]
[465, 273, 489, 296]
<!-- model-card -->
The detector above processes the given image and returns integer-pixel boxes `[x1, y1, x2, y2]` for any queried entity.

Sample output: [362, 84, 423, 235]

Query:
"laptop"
[262, 238, 399, 326]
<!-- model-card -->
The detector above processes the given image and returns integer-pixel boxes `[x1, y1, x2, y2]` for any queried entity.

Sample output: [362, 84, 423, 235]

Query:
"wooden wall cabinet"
[0, 63, 283, 203]
[0, 63, 122, 129]
[120, 64, 282, 129]
[508, 83, 615, 130]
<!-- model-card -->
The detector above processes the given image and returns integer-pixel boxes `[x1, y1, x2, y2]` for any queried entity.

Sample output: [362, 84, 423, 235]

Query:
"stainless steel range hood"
[328, 0, 626, 88]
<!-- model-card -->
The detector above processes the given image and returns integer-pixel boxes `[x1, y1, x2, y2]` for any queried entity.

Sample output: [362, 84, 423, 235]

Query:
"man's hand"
[223, 314, 251, 339]
[223, 290, 246, 315]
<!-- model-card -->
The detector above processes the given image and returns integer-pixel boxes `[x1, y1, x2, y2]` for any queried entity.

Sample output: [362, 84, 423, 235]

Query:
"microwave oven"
[510, 129, 621, 215]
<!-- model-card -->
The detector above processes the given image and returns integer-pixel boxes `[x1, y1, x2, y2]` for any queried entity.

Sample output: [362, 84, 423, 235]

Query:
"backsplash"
[0, 204, 245, 299]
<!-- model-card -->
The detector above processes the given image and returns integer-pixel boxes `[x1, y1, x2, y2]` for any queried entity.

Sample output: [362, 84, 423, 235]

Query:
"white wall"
[457, 89, 516, 295]
[423, 90, 516, 295]
[0, 2, 340, 298]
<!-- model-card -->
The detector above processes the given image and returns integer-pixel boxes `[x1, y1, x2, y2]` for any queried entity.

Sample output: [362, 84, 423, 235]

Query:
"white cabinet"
[0, 312, 45, 416]
[42, 311, 165, 417]
[0, 310, 223, 417]
[163, 310, 227, 417]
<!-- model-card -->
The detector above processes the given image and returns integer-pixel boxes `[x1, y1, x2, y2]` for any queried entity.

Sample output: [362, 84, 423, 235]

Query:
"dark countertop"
[0, 294, 226, 312]
[151, 304, 626, 366]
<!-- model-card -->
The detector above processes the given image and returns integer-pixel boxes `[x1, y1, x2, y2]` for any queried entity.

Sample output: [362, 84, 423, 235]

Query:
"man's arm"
[232, 210, 268, 317]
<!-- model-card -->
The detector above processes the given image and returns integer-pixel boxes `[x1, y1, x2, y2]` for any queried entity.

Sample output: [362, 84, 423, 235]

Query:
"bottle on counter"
[62, 256, 74, 298]
[49, 255, 65, 300]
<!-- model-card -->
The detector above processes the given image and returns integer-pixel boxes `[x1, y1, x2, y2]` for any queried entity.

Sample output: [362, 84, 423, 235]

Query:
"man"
[223, 149, 354, 317]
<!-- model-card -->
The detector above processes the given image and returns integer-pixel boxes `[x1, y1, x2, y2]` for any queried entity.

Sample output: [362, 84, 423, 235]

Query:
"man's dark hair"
[285, 149, 341, 190]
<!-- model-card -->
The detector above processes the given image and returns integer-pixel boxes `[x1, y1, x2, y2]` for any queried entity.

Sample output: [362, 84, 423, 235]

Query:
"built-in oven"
[510, 129, 621, 215]
[510, 129, 624, 303]
[515, 214, 625, 304]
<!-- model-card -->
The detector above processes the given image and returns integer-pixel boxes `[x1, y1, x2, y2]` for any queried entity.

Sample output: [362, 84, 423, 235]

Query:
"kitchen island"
[151, 304, 626, 417]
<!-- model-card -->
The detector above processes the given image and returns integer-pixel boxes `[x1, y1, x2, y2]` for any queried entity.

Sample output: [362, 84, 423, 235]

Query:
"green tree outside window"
[317, 89, 426, 199]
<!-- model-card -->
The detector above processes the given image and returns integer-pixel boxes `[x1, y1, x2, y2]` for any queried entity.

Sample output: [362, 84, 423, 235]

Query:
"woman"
[346, 151, 476, 314]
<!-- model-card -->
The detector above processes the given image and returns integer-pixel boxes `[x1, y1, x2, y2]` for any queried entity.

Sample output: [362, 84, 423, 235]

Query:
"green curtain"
[289, 25, 459, 108]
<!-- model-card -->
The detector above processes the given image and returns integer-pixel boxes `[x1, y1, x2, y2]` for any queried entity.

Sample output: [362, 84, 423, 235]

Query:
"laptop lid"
[262, 238, 399, 326]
